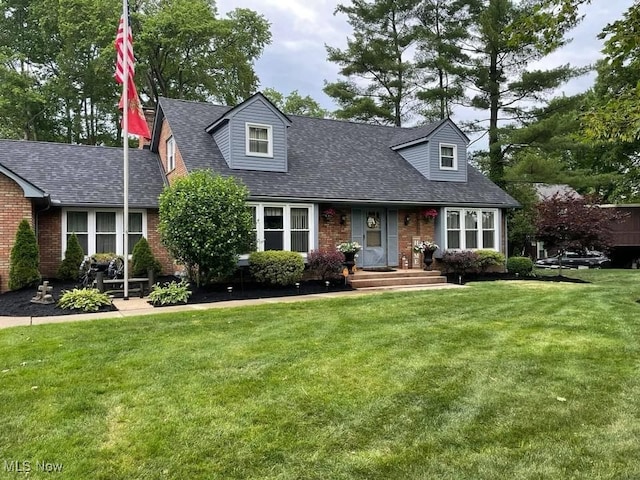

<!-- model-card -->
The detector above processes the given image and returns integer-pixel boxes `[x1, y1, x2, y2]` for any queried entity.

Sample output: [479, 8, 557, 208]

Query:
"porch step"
[348, 269, 447, 289]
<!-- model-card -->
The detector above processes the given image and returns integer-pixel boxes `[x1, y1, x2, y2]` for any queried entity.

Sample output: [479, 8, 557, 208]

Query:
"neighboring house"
[0, 92, 518, 293]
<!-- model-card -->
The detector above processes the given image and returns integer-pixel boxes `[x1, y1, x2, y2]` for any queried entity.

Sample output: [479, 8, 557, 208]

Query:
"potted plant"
[337, 241, 361, 273]
[421, 208, 438, 222]
[413, 240, 439, 270]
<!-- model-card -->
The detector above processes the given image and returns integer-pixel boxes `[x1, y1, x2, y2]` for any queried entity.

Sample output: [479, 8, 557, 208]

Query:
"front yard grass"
[1, 269, 640, 479]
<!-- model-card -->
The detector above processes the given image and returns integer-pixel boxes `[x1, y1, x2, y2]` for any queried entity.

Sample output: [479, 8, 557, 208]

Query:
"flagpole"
[122, 0, 130, 300]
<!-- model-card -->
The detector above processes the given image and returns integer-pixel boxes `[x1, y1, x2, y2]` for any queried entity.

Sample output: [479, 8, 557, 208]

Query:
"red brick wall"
[318, 206, 352, 252]
[147, 209, 174, 275]
[158, 120, 188, 185]
[38, 209, 62, 279]
[0, 174, 34, 292]
[317, 206, 436, 268]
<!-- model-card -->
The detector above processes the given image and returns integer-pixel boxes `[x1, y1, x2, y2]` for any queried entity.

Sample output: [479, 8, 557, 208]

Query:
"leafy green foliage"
[262, 88, 328, 118]
[583, 3, 640, 143]
[249, 251, 305, 286]
[158, 170, 253, 286]
[148, 280, 192, 306]
[8, 219, 40, 290]
[307, 250, 345, 281]
[476, 250, 506, 272]
[506, 256, 534, 275]
[57, 233, 85, 281]
[440, 250, 480, 275]
[137, 0, 271, 106]
[0, 0, 271, 143]
[131, 237, 162, 277]
[57, 288, 112, 312]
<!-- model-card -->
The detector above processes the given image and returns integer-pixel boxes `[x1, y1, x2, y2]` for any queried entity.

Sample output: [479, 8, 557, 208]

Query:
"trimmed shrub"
[440, 250, 480, 275]
[507, 256, 534, 275]
[58, 288, 112, 312]
[148, 280, 192, 306]
[476, 249, 506, 272]
[307, 249, 345, 280]
[58, 233, 85, 280]
[249, 251, 305, 286]
[131, 237, 162, 277]
[9, 219, 41, 290]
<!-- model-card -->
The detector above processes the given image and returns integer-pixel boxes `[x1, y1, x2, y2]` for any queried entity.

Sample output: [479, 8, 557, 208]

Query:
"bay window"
[63, 209, 147, 258]
[445, 208, 498, 250]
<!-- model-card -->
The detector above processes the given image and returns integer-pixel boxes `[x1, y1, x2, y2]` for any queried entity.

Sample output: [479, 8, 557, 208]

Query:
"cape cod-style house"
[0, 92, 518, 293]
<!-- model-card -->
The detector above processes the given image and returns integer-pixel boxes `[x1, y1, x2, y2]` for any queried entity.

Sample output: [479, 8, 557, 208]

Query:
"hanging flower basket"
[322, 208, 337, 222]
[421, 208, 438, 222]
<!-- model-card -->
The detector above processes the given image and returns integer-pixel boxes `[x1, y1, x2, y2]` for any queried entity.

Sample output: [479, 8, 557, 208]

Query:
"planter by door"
[423, 251, 434, 271]
[343, 252, 356, 274]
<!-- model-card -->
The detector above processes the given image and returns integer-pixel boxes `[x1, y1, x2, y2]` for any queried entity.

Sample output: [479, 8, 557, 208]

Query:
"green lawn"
[1, 269, 640, 479]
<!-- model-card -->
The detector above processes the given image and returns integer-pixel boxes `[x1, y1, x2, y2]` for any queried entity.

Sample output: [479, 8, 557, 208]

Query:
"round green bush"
[506, 256, 534, 275]
[249, 251, 305, 286]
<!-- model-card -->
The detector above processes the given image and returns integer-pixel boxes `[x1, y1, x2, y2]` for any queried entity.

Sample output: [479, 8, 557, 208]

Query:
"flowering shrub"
[337, 241, 361, 253]
[421, 208, 438, 221]
[413, 240, 439, 253]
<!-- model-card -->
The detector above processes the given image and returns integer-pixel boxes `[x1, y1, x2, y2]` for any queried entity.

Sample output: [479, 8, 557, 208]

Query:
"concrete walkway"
[0, 283, 462, 329]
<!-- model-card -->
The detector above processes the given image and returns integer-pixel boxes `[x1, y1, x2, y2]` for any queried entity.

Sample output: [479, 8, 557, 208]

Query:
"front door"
[362, 209, 386, 267]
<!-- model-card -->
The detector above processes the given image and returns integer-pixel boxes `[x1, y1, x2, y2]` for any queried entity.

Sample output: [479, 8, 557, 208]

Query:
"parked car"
[535, 250, 611, 269]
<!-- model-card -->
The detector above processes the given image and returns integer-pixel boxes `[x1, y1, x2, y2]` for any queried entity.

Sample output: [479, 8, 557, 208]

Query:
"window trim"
[244, 203, 314, 256]
[444, 207, 499, 251]
[62, 209, 147, 259]
[245, 123, 273, 158]
[439, 143, 458, 171]
[166, 136, 176, 172]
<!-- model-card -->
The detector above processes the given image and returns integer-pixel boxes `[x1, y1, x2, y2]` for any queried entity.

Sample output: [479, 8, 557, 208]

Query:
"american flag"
[115, 14, 134, 85]
[114, 7, 150, 139]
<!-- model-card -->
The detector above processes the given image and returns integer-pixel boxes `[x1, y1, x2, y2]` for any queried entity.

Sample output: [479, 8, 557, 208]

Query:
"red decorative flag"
[115, 13, 151, 139]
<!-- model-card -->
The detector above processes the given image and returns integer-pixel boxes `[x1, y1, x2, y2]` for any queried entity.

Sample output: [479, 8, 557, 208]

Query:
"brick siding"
[0, 174, 34, 293]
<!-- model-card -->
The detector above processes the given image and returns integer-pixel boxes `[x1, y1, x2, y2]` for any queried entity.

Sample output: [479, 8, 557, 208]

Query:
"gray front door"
[362, 208, 386, 267]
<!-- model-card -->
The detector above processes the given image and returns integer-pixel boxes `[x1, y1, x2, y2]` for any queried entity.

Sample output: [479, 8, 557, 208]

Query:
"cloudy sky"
[217, 0, 633, 141]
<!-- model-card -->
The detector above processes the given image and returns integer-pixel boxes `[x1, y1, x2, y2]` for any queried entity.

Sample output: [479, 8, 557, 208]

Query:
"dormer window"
[246, 123, 273, 157]
[439, 143, 457, 170]
[166, 136, 176, 172]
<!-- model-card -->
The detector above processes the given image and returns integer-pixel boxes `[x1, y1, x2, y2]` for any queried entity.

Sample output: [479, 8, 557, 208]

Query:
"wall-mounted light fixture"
[340, 214, 347, 225]
[404, 214, 411, 226]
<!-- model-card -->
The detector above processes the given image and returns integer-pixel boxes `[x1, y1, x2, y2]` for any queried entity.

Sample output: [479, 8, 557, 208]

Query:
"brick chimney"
[138, 107, 155, 149]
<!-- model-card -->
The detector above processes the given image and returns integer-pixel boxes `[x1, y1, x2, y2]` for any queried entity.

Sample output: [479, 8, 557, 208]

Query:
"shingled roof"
[158, 97, 518, 208]
[0, 140, 165, 207]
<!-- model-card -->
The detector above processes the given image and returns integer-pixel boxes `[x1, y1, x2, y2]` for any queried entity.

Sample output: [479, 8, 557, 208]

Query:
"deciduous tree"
[158, 170, 254, 286]
[535, 192, 619, 263]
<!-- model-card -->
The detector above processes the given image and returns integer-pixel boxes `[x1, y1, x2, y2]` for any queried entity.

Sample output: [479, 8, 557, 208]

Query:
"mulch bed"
[447, 272, 590, 284]
[0, 276, 354, 318]
[0, 272, 587, 318]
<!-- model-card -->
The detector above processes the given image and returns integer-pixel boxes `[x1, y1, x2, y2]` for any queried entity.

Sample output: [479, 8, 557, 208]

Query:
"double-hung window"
[247, 204, 313, 254]
[439, 143, 457, 170]
[246, 123, 273, 157]
[445, 208, 498, 250]
[166, 136, 176, 172]
[63, 209, 147, 258]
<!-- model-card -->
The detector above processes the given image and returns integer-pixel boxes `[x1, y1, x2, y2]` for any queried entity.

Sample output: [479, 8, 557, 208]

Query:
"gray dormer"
[205, 93, 292, 172]
[391, 119, 469, 182]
